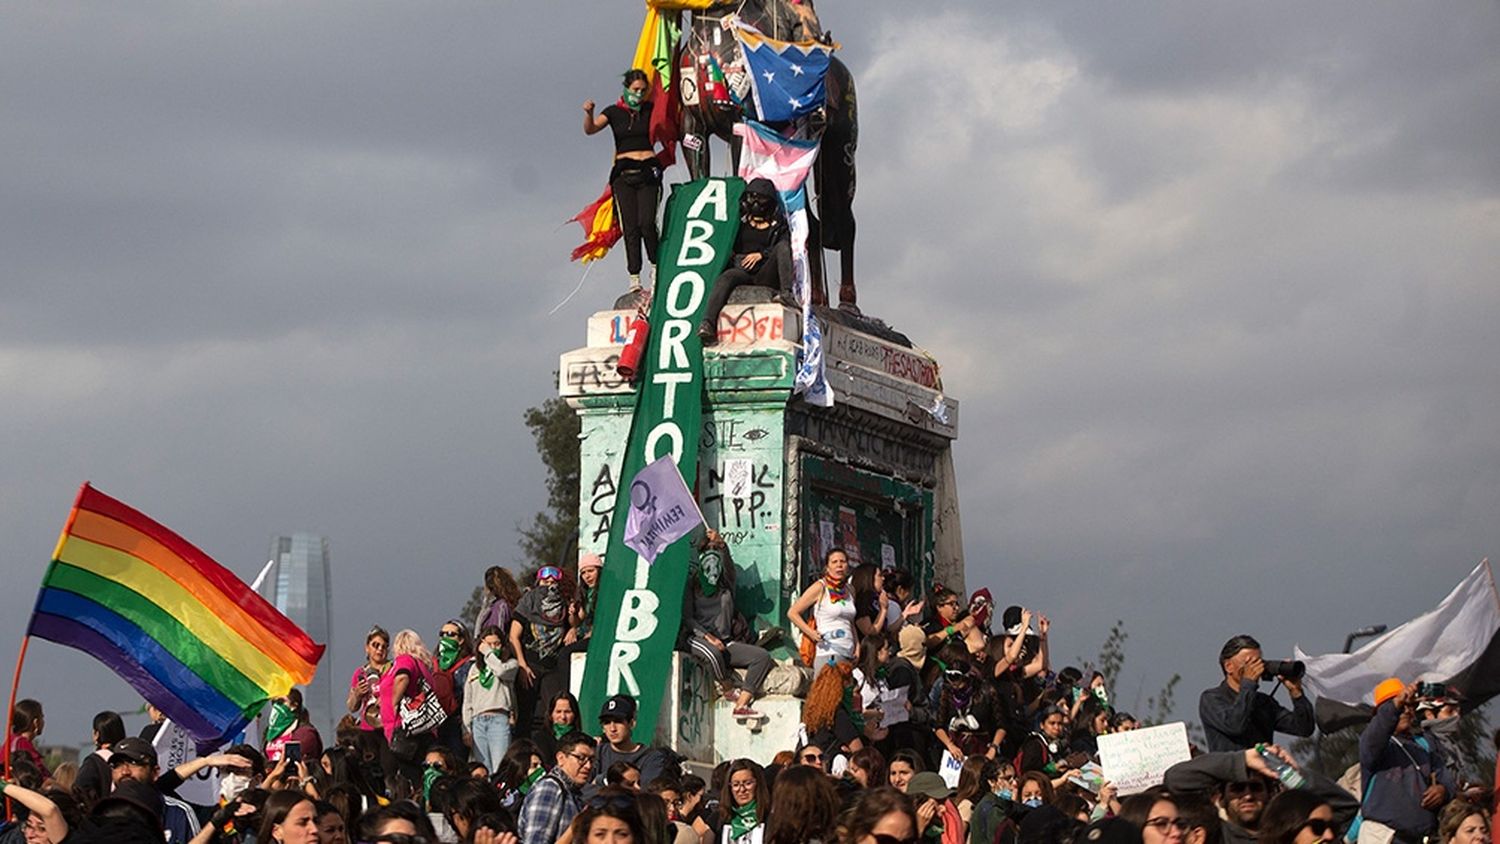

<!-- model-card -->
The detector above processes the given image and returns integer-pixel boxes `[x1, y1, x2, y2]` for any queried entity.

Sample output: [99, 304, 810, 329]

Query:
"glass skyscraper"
[260, 533, 334, 737]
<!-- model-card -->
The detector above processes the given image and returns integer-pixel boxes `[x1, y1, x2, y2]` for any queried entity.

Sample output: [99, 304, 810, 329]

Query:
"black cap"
[600, 694, 637, 723]
[109, 736, 159, 768]
[95, 777, 164, 823]
[1079, 817, 1143, 844]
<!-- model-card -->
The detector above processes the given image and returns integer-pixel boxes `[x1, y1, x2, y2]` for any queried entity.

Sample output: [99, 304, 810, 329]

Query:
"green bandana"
[520, 766, 545, 794]
[266, 700, 295, 743]
[475, 654, 495, 690]
[622, 87, 644, 109]
[729, 799, 760, 839]
[696, 548, 724, 597]
[436, 638, 461, 671]
[422, 765, 442, 807]
[552, 721, 572, 739]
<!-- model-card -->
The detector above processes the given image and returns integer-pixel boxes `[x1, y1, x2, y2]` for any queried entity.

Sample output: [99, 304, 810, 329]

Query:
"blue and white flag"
[622, 455, 705, 564]
[735, 120, 835, 406]
[733, 24, 835, 124]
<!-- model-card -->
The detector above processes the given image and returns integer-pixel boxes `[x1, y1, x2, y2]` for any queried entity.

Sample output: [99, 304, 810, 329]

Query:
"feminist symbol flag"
[622, 455, 705, 564]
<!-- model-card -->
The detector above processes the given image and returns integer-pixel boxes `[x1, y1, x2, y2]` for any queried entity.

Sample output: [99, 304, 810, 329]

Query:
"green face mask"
[622, 87, 645, 109]
[436, 637, 461, 670]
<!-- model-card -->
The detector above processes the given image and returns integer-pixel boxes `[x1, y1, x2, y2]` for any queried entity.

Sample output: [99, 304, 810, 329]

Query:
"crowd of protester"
[2, 539, 1497, 844]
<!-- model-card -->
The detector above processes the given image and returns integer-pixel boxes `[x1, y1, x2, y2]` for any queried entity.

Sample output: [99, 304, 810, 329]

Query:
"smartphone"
[284, 740, 302, 763]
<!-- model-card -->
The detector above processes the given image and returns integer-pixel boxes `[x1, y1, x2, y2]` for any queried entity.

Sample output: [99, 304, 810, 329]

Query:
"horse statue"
[673, 0, 860, 312]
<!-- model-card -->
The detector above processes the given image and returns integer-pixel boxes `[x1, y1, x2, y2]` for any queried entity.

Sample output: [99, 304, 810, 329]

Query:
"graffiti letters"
[588, 463, 617, 543]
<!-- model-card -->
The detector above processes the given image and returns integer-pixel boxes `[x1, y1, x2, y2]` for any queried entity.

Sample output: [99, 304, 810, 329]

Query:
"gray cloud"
[3, 2, 1497, 742]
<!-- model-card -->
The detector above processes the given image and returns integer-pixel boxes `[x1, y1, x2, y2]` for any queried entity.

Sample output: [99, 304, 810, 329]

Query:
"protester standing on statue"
[789, 548, 858, 666]
[1199, 635, 1315, 752]
[584, 68, 662, 291]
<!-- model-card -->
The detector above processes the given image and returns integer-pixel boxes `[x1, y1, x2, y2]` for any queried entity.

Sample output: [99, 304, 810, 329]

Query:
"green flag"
[580, 177, 744, 740]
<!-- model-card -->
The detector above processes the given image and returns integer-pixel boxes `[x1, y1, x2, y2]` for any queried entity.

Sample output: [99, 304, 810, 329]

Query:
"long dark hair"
[851, 564, 883, 622]
[1258, 791, 1330, 844]
[258, 791, 315, 843]
[574, 786, 647, 842]
[765, 765, 839, 844]
[718, 759, 770, 824]
[838, 787, 916, 844]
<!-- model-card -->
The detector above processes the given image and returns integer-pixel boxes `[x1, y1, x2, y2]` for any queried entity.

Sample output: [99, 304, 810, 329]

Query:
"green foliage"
[458, 584, 485, 630]
[1084, 620, 1199, 740]
[1081, 620, 1128, 692]
[516, 396, 582, 575]
[1143, 674, 1182, 728]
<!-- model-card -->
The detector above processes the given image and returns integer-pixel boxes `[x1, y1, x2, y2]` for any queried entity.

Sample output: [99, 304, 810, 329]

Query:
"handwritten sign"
[154, 719, 220, 805]
[1097, 722, 1191, 795]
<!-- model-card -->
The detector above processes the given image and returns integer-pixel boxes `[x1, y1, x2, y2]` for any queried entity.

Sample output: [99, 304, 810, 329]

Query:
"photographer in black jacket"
[1199, 634, 1315, 752]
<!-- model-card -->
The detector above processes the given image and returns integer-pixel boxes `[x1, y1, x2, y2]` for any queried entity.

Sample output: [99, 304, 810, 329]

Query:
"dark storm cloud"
[3, 1, 1497, 742]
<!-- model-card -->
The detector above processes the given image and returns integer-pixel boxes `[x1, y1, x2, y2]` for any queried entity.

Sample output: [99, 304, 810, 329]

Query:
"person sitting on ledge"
[698, 178, 795, 345]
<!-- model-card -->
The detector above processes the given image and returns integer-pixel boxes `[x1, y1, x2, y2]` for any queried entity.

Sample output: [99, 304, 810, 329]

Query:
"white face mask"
[220, 772, 252, 801]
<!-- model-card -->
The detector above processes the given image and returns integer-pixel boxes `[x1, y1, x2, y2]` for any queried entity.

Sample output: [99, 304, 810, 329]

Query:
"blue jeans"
[470, 711, 511, 771]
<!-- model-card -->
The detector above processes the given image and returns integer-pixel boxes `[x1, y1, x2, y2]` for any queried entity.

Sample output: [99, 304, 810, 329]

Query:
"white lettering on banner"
[605, 181, 727, 701]
[608, 642, 642, 696]
[645, 422, 683, 464]
[658, 319, 691, 370]
[679, 221, 715, 265]
[653, 371, 691, 416]
[665, 272, 706, 318]
[685, 179, 728, 222]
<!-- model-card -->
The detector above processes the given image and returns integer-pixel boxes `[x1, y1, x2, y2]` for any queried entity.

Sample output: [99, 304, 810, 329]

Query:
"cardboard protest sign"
[1097, 721, 1192, 795]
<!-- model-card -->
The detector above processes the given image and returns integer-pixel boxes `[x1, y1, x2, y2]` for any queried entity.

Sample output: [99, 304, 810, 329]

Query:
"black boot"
[698, 320, 718, 345]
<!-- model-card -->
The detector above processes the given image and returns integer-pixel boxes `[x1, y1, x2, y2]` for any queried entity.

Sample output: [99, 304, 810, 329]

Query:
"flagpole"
[1482, 558, 1499, 612]
[6, 482, 90, 819]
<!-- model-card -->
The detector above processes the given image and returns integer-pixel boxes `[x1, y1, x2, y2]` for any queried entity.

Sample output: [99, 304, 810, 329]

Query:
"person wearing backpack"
[433, 619, 474, 759]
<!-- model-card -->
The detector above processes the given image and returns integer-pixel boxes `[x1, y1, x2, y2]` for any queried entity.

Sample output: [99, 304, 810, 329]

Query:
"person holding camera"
[1358, 679, 1456, 844]
[1199, 635, 1315, 752]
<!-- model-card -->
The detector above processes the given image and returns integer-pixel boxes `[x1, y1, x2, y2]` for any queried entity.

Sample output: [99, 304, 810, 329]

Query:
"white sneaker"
[628, 274, 642, 291]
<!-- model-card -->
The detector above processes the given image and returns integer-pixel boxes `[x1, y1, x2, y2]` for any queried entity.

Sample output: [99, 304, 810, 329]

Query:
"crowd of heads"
[2, 550, 1496, 844]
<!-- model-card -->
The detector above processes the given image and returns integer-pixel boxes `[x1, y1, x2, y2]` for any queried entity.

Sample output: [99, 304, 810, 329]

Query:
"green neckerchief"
[266, 701, 295, 743]
[422, 765, 442, 807]
[728, 800, 760, 839]
[519, 766, 545, 794]
[552, 721, 572, 739]
[474, 652, 496, 689]
[622, 86, 644, 110]
[436, 638, 461, 671]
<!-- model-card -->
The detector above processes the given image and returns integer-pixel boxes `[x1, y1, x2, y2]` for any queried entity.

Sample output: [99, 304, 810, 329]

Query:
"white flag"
[623, 456, 705, 564]
[1294, 559, 1500, 707]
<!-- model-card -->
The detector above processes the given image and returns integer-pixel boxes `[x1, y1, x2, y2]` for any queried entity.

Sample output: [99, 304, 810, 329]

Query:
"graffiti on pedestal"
[586, 463, 617, 543]
[715, 306, 785, 346]
[565, 354, 627, 394]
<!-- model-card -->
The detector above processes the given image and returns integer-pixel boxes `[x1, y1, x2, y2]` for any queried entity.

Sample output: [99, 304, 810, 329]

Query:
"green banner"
[580, 177, 744, 740]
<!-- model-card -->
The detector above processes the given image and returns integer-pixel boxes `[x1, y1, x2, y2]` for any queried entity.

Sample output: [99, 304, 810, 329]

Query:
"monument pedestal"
[559, 292, 964, 762]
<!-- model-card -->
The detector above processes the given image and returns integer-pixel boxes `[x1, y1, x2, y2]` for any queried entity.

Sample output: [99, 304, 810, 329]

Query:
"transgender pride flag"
[734, 120, 834, 406]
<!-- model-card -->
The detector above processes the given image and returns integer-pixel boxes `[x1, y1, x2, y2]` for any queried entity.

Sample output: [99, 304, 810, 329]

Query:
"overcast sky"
[4, 2, 1498, 747]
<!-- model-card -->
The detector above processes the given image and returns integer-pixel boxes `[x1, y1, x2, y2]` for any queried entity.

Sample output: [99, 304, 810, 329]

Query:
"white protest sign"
[937, 749, 964, 788]
[153, 719, 220, 805]
[1097, 721, 1191, 795]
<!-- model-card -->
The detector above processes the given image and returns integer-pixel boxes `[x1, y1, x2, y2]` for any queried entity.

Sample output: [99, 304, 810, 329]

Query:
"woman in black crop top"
[584, 69, 662, 290]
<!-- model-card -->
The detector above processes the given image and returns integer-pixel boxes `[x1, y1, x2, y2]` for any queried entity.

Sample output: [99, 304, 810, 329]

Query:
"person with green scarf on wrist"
[463, 625, 520, 772]
[434, 620, 475, 760]
[717, 759, 769, 844]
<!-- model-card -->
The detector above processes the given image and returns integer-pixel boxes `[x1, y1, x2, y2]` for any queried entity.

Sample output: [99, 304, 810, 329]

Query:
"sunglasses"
[439, 629, 462, 639]
[1226, 780, 1270, 796]
[370, 836, 430, 844]
[874, 837, 919, 844]
[801, 752, 824, 762]
[588, 792, 637, 811]
[1144, 817, 1190, 833]
[1299, 819, 1336, 838]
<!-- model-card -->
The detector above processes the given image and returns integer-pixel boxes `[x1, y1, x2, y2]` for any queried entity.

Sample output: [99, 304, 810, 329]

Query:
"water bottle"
[1257, 744, 1306, 789]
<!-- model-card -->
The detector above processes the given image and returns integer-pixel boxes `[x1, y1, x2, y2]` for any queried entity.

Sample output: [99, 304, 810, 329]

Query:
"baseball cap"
[109, 736, 159, 768]
[905, 771, 954, 801]
[600, 694, 637, 723]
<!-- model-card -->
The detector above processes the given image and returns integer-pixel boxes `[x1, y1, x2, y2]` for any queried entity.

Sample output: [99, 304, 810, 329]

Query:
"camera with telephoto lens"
[1414, 681, 1447, 700]
[1261, 659, 1306, 680]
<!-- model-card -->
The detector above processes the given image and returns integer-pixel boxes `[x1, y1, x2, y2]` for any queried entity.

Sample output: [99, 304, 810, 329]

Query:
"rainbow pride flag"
[28, 484, 325, 745]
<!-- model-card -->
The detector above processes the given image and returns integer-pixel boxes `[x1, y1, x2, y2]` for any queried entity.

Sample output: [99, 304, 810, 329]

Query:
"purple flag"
[622, 455, 705, 563]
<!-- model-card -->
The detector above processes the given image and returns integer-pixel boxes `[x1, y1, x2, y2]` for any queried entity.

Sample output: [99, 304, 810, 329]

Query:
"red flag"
[569, 187, 622, 263]
[650, 64, 681, 168]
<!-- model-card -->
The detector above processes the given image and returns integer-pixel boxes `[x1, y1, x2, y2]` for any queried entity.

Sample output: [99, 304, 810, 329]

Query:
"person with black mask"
[698, 178, 795, 344]
[584, 68, 662, 290]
